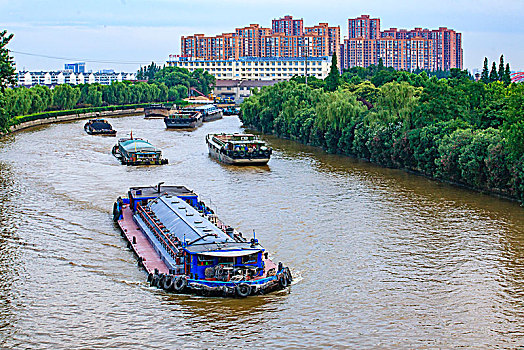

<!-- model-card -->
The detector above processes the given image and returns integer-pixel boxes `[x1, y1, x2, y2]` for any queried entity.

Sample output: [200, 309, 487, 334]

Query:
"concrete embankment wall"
[8, 108, 144, 134]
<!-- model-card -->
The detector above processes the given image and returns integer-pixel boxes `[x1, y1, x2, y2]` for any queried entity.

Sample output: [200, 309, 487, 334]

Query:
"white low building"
[167, 56, 332, 81]
[17, 70, 136, 87]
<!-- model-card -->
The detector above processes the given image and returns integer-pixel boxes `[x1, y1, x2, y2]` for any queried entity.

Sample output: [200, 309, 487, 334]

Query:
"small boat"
[113, 183, 292, 297]
[144, 104, 170, 119]
[222, 106, 240, 116]
[112, 135, 168, 166]
[84, 119, 117, 136]
[183, 104, 223, 122]
[206, 133, 272, 165]
[164, 110, 203, 129]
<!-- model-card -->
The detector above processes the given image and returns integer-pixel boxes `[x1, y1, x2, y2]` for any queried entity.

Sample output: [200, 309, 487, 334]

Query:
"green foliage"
[52, 84, 81, 109]
[150, 66, 215, 96]
[0, 30, 16, 93]
[498, 55, 505, 81]
[0, 30, 16, 131]
[324, 53, 340, 92]
[481, 57, 489, 84]
[137, 62, 161, 81]
[242, 63, 524, 203]
[489, 62, 498, 82]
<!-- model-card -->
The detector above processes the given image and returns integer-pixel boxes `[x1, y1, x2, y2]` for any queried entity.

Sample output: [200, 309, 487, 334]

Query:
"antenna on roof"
[157, 182, 164, 193]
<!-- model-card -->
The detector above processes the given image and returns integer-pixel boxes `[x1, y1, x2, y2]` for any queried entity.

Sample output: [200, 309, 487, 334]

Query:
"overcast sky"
[1, 0, 522, 73]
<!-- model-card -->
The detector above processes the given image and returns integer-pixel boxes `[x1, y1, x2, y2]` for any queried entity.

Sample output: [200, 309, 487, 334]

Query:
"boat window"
[241, 253, 258, 264]
[217, 257, 234, 265]
[197, 255, 214, 266]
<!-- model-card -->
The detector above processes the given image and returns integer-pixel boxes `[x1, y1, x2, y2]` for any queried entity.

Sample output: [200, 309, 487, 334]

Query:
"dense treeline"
[242, 64, 524, 203]
[2, 65, 215, 123]
[0, 28, 216, 131]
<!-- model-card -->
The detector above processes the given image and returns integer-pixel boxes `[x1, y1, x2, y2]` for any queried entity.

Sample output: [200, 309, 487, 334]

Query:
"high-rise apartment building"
[180, 16, 340, 68]
[178, 15, 462, 74]
[340, 15, 462, 71]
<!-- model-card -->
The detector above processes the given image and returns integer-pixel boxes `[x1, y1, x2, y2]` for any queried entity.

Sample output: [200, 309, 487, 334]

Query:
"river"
[0, 114, 522, 349]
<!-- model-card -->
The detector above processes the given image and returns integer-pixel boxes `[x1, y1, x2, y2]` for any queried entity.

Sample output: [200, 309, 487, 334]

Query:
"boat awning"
[199, 249, 261, 257]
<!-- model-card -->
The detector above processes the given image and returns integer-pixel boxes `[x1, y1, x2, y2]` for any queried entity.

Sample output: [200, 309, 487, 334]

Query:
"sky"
[1, 0, 523, 73]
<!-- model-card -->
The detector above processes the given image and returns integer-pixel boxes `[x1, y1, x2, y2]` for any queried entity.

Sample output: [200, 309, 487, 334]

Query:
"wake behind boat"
[113, 184, 292, 297]
[206, 133, 272, 165]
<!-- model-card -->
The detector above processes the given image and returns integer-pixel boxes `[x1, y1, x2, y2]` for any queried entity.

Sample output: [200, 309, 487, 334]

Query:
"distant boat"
[144, 104, 170, 119]
[164, 111, 203, 129]
[222, 106, 240, 116]
[112, 135, 168, 166]
[84, 119, 117, 136]
[206, 133, 272, 165]
[183, 104, 223, 122]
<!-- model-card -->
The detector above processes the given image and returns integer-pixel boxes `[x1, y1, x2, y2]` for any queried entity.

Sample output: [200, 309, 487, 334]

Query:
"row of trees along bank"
[0, 30, 216, 131]
[241, 54, 524, 204]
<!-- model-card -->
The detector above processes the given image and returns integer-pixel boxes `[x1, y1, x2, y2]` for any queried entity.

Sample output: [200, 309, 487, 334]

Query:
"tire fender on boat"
[278, 273, 289, 288]
[236, 283, 251, 298]
[174, 276, 188, 292]
[284, 266, 293, 282]
[151, 275, 160, 287]
[163, 275, 175, 291]
[147, 272, 154, 284]
[112, 202, 121, 222]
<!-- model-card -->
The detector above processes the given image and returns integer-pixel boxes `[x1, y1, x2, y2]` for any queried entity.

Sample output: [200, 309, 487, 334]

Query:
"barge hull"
[208, 146, 270, 165]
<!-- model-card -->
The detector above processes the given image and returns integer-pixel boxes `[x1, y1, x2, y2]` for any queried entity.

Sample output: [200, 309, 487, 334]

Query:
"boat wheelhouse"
[164, 111, 203, 129]
[206, 133, 272, 165]
[113, 184, 292, 297]
[112, 136, 168, 166]
[183, 104, 223, 122]
[144, 104, 170, 119]
[84, 119, 117, 136]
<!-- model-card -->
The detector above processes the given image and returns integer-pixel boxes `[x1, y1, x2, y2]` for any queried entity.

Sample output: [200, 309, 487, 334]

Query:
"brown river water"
[0, 114, 523, 349]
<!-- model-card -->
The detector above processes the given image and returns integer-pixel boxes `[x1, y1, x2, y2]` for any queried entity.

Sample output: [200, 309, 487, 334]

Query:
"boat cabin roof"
[211, 133, 265, 144]
[147, 194, 263, 255]
[119, 138, 159, 152]
[184, 104, 218, 112]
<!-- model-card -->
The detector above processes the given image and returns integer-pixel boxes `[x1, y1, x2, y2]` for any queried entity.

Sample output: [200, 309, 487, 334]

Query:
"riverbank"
[241, 79, 524, 205]
[7, 107, 144, 134]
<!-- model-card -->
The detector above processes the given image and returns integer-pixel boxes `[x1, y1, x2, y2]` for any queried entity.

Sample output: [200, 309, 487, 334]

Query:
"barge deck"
[118, 205, 169, 275]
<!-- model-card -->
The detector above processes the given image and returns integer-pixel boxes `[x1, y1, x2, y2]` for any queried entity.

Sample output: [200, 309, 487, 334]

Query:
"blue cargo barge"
[113, 184, 292, 297]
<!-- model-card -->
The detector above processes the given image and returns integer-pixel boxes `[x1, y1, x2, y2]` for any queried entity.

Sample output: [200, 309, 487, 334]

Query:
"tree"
[0, 30, 15, 93]
[137, 62, 161, 81]
[489, 62, 498, 82]
[481, 57, 489, 84]
[504, 63, 512, 85]
[52, 84, 80, 109]
[498, 55, 505, 81]
[0, 30, 16, 130]
[324, 52, 340, 92]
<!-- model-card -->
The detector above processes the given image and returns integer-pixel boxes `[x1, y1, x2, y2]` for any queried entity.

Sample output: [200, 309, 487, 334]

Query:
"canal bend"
[0, 115, 522, 349]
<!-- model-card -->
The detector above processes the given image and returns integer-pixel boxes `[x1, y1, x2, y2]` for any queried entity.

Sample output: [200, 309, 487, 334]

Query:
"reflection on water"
[0, 115, 522, 349]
